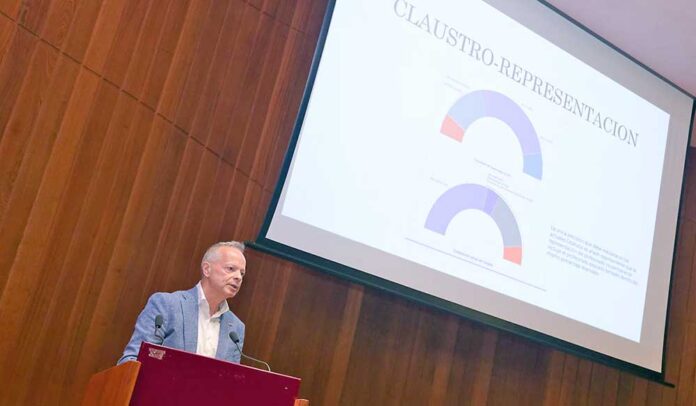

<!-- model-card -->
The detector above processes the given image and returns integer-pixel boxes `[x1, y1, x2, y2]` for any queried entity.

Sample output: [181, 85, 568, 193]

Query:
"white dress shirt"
[195, 282, 229, 358]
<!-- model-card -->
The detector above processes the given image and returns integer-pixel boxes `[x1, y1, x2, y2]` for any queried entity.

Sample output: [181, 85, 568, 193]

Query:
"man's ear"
[201, 262, 211, 277]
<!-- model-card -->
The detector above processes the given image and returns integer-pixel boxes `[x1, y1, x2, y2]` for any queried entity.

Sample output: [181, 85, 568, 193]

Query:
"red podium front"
[82, 342, 304, 406]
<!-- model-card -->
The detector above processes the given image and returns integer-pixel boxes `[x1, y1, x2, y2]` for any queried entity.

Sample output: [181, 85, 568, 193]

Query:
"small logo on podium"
[148, 348, 166, 360]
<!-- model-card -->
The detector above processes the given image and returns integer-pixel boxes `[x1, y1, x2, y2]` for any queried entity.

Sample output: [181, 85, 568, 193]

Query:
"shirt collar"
[196, 282, 229, 319]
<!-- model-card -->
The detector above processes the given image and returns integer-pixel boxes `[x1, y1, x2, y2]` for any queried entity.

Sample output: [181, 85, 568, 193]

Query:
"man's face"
[202, 246, 246, 299]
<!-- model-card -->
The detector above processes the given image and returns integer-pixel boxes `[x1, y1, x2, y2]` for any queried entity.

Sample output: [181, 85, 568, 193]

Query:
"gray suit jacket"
[117, 286, 244, 364]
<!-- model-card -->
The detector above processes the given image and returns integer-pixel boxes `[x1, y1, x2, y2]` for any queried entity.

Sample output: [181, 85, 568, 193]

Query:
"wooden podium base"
[82, 362, 141, 406]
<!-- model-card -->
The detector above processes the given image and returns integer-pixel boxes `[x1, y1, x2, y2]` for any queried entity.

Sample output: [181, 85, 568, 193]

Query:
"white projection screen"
[256, 0, 695, 380]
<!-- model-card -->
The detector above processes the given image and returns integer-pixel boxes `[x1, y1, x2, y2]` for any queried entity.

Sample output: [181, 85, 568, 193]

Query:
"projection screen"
[256, 0, 695, 380]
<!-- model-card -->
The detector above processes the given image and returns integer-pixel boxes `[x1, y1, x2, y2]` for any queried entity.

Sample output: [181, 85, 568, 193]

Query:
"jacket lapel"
[181, 286, 199, 353]
[216, 313, 233, 359]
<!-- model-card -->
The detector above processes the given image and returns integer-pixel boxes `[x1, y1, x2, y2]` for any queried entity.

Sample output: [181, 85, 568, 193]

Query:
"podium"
[82, 343, 307, 406]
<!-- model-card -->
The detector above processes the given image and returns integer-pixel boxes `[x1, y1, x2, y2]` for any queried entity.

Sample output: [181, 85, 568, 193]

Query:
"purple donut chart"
[440, 90, 543, 180]
[425, 184, 523, 265]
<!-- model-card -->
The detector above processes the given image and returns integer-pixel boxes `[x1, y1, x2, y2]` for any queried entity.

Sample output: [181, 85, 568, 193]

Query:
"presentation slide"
[263, 0, 693, 374]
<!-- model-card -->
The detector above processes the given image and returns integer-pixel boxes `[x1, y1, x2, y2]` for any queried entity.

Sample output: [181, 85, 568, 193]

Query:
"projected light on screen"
[425, 184, 523, 264]
[260, 0, 694, 380]
[441, 90, 543, 180]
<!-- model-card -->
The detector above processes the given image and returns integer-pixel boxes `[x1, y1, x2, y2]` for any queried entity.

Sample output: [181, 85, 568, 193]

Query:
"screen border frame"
[255, 0, 696, 385]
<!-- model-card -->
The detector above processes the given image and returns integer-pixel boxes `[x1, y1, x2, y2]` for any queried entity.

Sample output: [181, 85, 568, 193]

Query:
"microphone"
[229, 331, 271, 372]
[154, 314, 164, 344]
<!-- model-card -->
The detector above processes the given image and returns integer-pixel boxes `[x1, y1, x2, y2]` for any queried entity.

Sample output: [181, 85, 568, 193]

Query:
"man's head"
[200, 241, 246, 301]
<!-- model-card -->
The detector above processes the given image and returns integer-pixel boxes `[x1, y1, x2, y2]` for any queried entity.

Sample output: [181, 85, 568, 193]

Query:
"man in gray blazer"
[118, 241, 247, 364]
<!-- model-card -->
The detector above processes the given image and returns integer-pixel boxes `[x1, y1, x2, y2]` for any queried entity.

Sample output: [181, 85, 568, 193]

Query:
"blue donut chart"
[440, 90, 543, 180]
[425, 184, 523, 264]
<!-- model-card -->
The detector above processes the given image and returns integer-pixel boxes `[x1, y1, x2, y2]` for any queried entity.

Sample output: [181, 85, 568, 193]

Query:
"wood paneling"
[1, 0, 695, 404]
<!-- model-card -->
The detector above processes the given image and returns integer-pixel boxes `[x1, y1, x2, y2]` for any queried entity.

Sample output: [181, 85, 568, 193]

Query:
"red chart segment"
[440, 90, 543, 180]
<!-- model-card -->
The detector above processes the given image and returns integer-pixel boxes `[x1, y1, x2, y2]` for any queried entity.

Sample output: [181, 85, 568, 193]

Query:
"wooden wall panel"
[60, 0, 104, 62]
[0, 0, 21, 20]
[0, 14, 15, 62]
[204, 2, 260, 153]
[1, 0, 696, 405]
[0, 25, 36, 143]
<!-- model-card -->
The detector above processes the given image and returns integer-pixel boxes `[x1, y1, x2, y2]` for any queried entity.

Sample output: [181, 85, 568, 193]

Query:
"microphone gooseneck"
[228, 332, 271, 372]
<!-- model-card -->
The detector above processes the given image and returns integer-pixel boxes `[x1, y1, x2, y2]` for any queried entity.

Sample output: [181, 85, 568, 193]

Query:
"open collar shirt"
[195, 282, 229, 358]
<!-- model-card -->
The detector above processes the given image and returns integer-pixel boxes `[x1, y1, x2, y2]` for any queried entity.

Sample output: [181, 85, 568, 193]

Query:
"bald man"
[118, 241, 246, 364]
